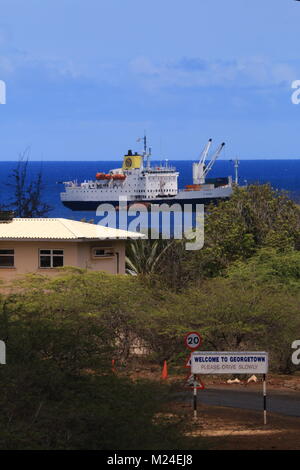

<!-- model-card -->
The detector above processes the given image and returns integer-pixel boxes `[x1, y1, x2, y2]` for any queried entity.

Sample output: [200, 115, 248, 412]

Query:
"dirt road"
[167, 386, 300, 449]
[189, 385, 300, 417]
[168, 385, 300, 449]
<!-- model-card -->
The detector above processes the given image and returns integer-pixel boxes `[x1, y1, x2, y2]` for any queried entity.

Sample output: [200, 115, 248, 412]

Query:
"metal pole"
[234, 158, 239, 185]
[193, 374, 197, 420]
[263, 373, 267, 425]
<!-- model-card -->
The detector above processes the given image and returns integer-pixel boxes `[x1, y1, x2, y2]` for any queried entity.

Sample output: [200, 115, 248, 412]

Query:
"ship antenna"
[137, 132, 149, 169]
[137, 132, 151, 169]
[144, 133, 147, 156]
[143, 132, 151, 170]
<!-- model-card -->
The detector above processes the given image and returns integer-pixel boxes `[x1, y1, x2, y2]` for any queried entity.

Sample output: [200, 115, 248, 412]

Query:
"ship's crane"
[199, 138, 212, 167]
[202, 142, 225, 178]
[193, 140, 225, 184]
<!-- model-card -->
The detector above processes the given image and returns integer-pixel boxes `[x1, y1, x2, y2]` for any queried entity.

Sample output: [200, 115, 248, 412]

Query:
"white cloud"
[129, 56, 298, 90]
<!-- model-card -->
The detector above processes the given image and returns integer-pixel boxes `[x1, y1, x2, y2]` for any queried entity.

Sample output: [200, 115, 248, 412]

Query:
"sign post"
[193, 381, 197, 420]
[191, 351, 269, 425]
[184, 332, 202, 421]
[0, 340, 5, 365]
[263, 373, 267, 425]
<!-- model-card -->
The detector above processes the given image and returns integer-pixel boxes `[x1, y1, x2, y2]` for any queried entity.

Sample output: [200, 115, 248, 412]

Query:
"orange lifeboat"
[96, 172, 106, 180]
[104, 174, 113, 180]
[112, 174, 126, 181]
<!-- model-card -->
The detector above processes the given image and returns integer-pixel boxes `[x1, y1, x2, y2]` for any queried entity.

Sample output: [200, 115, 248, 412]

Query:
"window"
[91, 247, 114, 258]
[0, 249, 14, 267]
[39, 249, 64, 268]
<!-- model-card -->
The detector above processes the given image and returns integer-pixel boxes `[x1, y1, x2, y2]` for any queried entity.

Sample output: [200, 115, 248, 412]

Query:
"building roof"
[0, 218, 146, 241]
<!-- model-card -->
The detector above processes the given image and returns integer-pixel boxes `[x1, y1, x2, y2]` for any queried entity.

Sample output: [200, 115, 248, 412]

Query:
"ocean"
[0, 159, 300, 222]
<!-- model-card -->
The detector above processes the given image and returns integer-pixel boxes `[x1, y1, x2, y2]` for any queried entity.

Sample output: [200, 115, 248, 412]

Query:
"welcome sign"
[191, 351, 268, 375]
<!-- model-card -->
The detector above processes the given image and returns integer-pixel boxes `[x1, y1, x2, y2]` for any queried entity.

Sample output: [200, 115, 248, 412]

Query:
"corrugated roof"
[0, 218, 146, 240]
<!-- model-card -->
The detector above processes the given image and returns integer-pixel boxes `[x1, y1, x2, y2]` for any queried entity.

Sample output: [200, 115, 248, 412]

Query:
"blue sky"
[1, 0, 300, 160]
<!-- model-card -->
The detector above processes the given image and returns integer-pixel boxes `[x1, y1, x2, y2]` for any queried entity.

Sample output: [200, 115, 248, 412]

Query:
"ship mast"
[143, 134, 150, 170]
[143, 134, 147, 158]
[233, 158, 239, 185]
[139, 133, 151, 170]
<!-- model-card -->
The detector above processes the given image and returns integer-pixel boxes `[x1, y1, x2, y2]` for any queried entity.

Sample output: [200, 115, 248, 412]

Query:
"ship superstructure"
[60, 137, 233, 211]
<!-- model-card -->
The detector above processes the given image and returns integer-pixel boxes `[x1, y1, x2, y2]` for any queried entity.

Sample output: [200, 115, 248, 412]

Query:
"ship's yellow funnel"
[122, 153, 143, 170]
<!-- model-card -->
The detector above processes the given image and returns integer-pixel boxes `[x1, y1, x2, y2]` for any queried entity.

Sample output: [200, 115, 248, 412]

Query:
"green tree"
[126, 237, 175, 275]
[226, 247, 300, 288]
[0, 271, 194, 450]
[182, 184, 300, 282]
[6, 149, 52, 217]
[179, 246, 300, 373]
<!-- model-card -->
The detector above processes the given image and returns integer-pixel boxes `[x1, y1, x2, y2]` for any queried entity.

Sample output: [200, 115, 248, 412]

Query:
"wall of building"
[0, 240, 126, 281]
[76, 240, 125, 274]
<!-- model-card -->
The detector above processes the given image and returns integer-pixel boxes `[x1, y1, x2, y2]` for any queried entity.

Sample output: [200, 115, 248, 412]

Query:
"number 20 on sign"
[184, 331, 202, 350]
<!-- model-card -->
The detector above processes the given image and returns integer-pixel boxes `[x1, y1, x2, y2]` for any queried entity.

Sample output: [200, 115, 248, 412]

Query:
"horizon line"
[1, 158, 300, 163]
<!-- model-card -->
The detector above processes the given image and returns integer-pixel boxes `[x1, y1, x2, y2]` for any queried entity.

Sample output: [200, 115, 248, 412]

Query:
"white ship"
[60, 137, 233, 211]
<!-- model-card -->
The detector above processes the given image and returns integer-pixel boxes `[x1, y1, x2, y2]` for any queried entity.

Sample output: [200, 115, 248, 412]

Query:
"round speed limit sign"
[184, 331, 202, 350]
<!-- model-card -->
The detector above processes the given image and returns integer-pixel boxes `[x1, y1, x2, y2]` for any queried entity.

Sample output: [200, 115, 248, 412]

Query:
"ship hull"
[61, 195, 230, 211]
